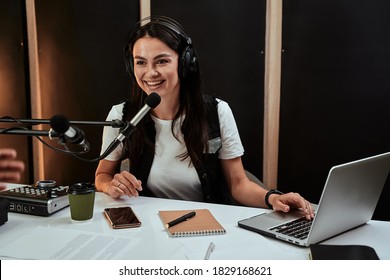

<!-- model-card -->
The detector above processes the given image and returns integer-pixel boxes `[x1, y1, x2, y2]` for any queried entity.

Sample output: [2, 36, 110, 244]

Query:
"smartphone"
[103, 206, 141, 229]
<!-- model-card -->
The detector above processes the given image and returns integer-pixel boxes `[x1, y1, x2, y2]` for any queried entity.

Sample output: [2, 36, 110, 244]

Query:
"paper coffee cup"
[67, 182, 95, 222]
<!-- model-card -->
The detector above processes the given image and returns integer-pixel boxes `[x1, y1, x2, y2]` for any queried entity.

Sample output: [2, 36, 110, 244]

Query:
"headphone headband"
[140, 16, 191, 44]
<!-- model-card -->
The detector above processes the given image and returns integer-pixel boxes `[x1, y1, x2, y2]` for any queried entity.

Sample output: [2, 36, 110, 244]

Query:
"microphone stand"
[0, 116, 129, 162]
[0, 128, 55, 137]
[0, 117, 125, 128]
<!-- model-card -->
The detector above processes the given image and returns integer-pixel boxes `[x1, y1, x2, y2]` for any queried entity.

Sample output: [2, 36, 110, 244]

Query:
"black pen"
[165, 211, 196, 228]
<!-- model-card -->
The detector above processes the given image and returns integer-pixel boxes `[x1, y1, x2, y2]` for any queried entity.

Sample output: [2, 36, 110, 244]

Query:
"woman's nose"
[146, 65, 158, 76]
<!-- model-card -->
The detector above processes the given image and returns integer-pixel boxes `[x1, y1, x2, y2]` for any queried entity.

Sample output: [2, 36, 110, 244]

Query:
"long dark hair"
[122, 16, 209, 169]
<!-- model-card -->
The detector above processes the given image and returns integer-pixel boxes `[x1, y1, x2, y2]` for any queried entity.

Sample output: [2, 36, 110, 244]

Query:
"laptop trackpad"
[248, 210, 305, 229]
[267, 210, 304, 220]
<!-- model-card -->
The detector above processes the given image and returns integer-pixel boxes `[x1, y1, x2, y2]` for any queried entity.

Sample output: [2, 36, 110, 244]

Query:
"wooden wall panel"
[263, 0, 282, 188]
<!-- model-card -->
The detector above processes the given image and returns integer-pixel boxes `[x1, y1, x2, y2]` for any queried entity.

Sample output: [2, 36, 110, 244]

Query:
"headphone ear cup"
[179, 46, 190, 79]
[179, 45, 198, 79]
[189, 52, 198, 73]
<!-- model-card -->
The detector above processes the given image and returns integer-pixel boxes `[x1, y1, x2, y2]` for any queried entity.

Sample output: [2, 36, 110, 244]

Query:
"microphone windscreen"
[145, 92, 161, 109]
[50, 114, 70, 133]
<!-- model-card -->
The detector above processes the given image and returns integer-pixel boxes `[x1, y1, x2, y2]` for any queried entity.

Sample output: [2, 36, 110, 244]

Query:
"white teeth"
[146, 80, 163, 86]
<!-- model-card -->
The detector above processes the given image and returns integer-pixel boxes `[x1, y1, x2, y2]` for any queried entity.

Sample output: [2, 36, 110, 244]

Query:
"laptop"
[238, 152, 390, 247]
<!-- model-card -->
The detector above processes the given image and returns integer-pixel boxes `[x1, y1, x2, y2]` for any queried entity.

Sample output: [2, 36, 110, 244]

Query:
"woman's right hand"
[106, 170, 143, 198]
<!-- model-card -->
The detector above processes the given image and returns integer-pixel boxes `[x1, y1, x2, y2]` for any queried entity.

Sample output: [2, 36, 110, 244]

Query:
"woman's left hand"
[269, 192, 314, 220]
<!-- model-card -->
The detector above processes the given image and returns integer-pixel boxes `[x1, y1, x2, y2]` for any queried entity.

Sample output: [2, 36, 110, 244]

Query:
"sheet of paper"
[0, 226, 140, 260]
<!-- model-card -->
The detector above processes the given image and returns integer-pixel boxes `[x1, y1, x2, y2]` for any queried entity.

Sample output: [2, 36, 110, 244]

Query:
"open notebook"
[159, 209, 226, 237]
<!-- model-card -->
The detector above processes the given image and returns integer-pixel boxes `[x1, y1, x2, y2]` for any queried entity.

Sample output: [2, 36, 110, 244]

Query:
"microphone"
[50, 115, 90, 151]
[101, 92, 161, 158]
[116, 92, 161, 142]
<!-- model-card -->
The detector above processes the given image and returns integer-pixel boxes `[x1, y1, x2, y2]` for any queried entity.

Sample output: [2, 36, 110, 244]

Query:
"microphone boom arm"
[0, 128, 59, 137]
[0, 92, 161, 162]
[0, 117, 125, 128]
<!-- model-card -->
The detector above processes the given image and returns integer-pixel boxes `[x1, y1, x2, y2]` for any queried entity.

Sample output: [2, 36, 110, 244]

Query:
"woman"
[95, 16, 314, 219]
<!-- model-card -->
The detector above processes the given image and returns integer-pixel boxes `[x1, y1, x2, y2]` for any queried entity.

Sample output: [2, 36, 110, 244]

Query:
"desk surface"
[0, 185, 389, 260]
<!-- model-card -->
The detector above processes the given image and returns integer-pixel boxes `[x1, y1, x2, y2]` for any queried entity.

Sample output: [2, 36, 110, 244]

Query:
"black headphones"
[124, 16, 199, 80]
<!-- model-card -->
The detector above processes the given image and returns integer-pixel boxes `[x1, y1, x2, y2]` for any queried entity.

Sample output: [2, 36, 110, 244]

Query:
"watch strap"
[265, 189, 283, 209]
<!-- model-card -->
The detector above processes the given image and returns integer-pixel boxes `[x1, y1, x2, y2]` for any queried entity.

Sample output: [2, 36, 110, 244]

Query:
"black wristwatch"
[265, 189, 283, 209]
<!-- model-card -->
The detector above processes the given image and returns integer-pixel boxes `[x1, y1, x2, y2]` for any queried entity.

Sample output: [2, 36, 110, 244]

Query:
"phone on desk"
[103, 206, 141, 229]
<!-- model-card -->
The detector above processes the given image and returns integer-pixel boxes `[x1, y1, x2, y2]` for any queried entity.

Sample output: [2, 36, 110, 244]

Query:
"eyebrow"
[133, 53, 173, 60]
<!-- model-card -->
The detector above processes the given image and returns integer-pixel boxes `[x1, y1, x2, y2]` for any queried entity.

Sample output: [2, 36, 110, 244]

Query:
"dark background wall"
[151, 0, 266, 184]
[1, 0, 389, 220]
[2, 0, 266, 186]
[279, 0, 390, 220]
[33, 0, 138, 185]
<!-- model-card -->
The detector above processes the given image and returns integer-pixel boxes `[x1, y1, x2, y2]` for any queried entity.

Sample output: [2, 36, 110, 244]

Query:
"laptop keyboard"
[270, 217, 313, 240]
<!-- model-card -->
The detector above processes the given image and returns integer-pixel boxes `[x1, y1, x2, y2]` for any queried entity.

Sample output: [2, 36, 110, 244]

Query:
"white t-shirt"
[100, 98, 244, 201]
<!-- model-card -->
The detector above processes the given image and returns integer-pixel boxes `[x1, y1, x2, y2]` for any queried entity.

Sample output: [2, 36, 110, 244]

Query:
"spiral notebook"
[159, 209, 226, 237]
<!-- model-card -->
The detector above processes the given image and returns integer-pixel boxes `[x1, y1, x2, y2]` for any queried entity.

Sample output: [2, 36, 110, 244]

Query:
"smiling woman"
[132, 37, 181, 110]
[94, 16, 313, 219]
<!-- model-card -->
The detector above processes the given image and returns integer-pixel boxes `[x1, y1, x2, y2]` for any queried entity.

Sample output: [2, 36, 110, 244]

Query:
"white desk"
[0, 189, 389, 260]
